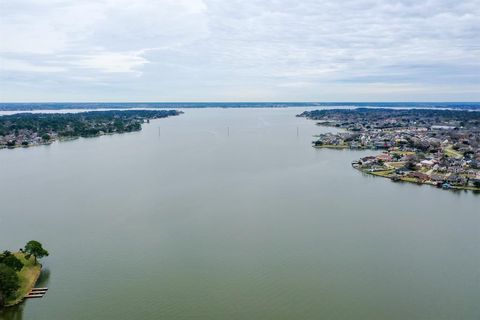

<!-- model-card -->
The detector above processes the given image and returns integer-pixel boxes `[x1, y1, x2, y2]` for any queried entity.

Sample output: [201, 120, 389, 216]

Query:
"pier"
[25, 287, 48, 299]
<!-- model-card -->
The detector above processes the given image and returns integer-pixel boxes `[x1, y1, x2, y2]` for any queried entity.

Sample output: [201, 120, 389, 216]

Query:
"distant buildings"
[302, 108, 480, 191]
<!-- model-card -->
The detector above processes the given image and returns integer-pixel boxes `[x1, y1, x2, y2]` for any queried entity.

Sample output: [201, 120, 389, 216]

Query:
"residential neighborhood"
[0, 110, 182, 149]
[299, 108, 480, 191]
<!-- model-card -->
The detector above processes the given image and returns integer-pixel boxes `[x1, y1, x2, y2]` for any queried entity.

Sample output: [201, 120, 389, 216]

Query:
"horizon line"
[1, 101, 480, 104]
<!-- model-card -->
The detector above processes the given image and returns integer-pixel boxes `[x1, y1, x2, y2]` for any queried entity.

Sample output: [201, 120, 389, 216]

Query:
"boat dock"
[25, 287, 48, 299]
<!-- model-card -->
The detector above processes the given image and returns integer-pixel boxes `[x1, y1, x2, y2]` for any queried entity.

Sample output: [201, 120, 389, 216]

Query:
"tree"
[24, 241, 49, 265]
[392, 153, 402, 161]
[0, 251, 24, 272]
[0, 263, 20, 307]
[405, 159, 417, 171]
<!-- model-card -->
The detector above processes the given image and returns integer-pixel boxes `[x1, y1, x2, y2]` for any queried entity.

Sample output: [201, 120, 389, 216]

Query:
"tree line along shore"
[298, 108, 480, 192]
[0, 109, 182, 149]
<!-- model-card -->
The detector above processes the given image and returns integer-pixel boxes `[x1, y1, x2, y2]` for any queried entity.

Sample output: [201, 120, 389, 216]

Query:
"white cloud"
[0, 1, 106, 54]
[0, 0, 479, 101]
[0, 57, 66, 73]
[66, 50, 150, 74]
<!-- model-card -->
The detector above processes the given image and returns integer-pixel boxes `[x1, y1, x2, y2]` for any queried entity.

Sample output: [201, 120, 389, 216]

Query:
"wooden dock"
[25, 287, 48, 299]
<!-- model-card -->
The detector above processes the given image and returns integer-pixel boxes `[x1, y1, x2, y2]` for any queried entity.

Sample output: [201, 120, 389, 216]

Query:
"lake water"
[0, 108, 479, 320]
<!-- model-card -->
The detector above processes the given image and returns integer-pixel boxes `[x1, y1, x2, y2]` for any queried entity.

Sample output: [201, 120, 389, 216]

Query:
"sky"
[0, 0, 479, 102]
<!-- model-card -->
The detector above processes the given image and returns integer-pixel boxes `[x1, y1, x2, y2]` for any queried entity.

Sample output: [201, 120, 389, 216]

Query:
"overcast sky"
[0, 0, 479, 102]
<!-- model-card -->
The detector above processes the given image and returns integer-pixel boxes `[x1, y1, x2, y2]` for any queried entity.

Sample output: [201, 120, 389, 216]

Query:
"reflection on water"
[0, 303, 25, 320]
[35, 269, 51, 288]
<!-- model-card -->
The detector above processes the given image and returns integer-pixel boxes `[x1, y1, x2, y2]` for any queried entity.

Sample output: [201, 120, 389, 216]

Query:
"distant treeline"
[0, 110, 181, 139]
[1, 102, 479, 111]
[298, 108, 480, 128]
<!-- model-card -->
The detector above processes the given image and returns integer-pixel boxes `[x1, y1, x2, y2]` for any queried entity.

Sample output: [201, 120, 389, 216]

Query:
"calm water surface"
[0, 108, 479, 320]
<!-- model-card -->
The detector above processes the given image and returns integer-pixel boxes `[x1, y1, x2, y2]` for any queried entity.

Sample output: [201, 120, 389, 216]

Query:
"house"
[420, 159, 435, 168]
[376, 154, 393, 162]
[430, 174, 446, 182]
[407, 172, 430, 181]
[447, 174, 465, 185]
[395, 167, 410, 175]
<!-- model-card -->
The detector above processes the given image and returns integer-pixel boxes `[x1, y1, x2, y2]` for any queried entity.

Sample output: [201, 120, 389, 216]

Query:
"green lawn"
[386, 162, 405, 169]
[367, 170, 395, 178]
[390, 151, 416, 156]
[314, 144, 349, 149]
[444, 146, 462, 158]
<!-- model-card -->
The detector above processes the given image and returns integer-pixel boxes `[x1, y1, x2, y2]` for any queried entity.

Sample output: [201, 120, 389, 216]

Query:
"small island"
[0, 109, 182, 149]
[0, 241, 49, 308]
[299, 108, 480, 191]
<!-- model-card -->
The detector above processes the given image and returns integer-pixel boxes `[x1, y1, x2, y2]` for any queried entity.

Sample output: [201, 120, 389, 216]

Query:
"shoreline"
[312, 138, 479, 193]
[304, 107, 480, 192]
[0, 109, 181, 150]
[5, 253, 42, 307]
[0, 130, 137, 151]
[353, 165, 480, 192]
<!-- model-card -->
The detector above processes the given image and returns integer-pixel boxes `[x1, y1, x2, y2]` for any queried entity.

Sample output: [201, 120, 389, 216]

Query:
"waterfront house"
[447, 174, 465, 185]
[430, 174, 446, 182]
[420, 159, 435, 168]
[407, 172, 430, 181]
[376, 154, 393, 162]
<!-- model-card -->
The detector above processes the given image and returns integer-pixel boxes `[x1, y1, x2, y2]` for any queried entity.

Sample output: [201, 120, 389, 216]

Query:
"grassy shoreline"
[5, 253, 42, 307]
[314, 144, 351, 149]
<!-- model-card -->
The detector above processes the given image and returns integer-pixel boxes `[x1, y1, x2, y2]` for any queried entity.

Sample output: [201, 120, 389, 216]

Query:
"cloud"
[0, 0, 479, 101]
[66, 50, 150, 74]
[0, 1, 106, 54]
[0, 57, 66, 73]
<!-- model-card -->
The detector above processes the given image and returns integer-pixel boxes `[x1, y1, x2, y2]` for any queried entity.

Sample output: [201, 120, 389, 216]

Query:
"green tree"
[0, 251, 24, 272]
[392, 153, 402, 161]
[24, 241, 49, 265]
[0, 263, 20, 307]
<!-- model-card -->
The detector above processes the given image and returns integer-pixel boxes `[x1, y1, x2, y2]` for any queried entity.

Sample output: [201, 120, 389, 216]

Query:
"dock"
[25, 287, 48, 299]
